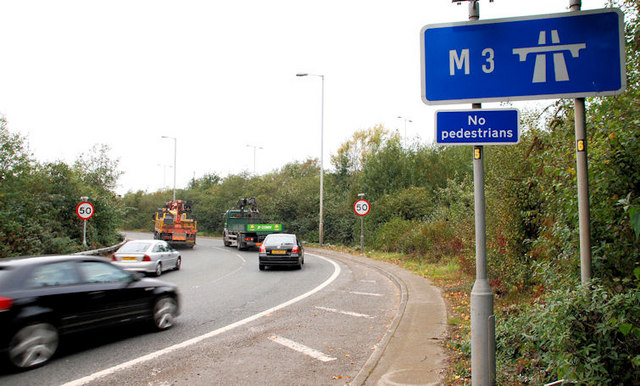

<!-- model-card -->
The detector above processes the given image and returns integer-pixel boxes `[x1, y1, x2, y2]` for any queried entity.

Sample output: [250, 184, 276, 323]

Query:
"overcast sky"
[0, 0, 606, 195]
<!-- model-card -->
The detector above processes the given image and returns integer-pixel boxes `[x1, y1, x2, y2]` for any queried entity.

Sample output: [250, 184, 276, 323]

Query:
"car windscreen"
[264, 235, 296, 246]
[118, 242, 152, 253]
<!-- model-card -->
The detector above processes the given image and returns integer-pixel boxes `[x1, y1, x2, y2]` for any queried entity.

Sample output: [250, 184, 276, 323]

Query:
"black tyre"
[8, 323, 59, 370]
[151, 296, 178, 331]
[174, 257, 182, 271]
[259, 264, 266, 271]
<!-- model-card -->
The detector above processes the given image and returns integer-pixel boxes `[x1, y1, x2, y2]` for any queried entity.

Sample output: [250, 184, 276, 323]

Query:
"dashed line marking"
[269, 336, 337, 362]
[350, 291, 383, 297]
[315, 306, 374, 319]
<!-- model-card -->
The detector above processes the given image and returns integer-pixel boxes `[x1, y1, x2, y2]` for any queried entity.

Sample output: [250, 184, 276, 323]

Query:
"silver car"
[112, 240, 181, 276]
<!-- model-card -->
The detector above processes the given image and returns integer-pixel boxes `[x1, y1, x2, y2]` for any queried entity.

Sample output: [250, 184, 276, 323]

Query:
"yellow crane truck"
[153, 200, 197, 248]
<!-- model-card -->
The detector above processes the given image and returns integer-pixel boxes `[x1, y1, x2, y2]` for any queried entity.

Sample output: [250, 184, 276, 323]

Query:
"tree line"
[0, 120, 122, 257]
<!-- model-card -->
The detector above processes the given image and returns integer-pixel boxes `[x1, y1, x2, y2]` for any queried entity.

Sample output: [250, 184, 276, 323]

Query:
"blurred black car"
[0, 255, 180, 370]
[258, 233, 304, 270]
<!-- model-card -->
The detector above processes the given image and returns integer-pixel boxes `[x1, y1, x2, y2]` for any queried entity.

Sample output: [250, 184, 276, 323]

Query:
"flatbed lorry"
[222, 198, 282, 250]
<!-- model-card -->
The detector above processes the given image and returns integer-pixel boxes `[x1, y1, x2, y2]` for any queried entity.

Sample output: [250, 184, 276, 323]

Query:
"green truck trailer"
[222, 198, 283, 250]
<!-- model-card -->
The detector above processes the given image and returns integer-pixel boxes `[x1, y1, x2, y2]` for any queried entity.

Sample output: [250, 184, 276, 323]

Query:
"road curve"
[0, 235, 407, 385]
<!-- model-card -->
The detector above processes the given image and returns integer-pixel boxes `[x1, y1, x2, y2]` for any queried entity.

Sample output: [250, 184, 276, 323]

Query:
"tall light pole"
[296, 72, 325, 246]
[397, 116, 412, 141]
[246, 144, 264, 175]
[157, 164, 173, 188]
[161, 136, 177, 201]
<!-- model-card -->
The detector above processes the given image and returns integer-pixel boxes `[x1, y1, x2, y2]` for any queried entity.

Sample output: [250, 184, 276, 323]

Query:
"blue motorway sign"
[435, 109, 519, 145]
[421, 9, 625, 104]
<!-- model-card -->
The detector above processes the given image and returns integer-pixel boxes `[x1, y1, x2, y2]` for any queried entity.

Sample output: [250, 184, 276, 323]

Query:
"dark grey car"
[258, 233, 304, 270]
[0, 255, 180, 370]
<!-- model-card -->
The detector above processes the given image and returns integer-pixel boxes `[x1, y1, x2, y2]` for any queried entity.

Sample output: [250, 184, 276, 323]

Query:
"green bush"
[496, 283, 640, 385]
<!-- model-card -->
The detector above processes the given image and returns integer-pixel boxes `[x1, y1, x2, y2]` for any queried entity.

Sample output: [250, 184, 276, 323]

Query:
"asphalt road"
[0, 233, 401, 385]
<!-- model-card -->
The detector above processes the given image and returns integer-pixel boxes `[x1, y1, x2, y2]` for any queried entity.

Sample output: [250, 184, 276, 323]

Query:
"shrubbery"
[0, 120, 123, 256]
[497, 281, 640, 384]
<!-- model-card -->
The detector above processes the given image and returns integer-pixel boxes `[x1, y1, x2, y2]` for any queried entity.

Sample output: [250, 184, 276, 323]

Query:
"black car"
[0, 255, 180, 370]
[258, 233, 304, 270]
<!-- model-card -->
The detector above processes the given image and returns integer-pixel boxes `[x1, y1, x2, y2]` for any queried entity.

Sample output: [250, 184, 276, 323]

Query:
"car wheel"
[259, 264, 265, 271]
[154, 262, 162, 277]
[174, 256, 182, 271]
[8, 323, 59, 370]
[152, 296, 178, 331]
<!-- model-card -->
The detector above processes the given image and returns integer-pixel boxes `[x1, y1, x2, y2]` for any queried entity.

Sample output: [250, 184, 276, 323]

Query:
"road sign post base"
[471, 278, 495, 385]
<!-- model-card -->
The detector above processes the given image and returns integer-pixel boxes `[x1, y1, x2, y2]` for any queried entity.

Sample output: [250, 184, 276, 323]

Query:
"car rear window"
[118, 241, 152, 253]
[265, 235, 296, 245]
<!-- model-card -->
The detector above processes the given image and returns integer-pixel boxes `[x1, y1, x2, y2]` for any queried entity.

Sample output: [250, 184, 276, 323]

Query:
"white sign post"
[76, 201, 95, 247]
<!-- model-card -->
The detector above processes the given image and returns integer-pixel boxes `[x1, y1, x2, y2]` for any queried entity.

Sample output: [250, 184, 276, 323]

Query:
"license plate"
[173, 233, 186, 240]
[122, 256, 137, 261]
[271, 250, 287, 255]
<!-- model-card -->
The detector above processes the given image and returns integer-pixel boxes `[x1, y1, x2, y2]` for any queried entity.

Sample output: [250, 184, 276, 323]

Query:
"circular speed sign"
[353, 199, 371, 216]
[76, 201, 95, 220]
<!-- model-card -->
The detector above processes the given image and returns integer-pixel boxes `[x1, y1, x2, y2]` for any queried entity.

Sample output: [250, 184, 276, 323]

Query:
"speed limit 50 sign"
[353, 199, 371, 216]
[76, 201, 95, 220]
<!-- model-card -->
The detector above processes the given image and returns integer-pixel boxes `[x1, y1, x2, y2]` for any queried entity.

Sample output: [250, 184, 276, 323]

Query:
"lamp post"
[157, 164, 173, 188]
[161, 136, 177, 201]
[296, 73, 325, 246]
[397, 116, 412, 141]
[246, 144, 264, 175]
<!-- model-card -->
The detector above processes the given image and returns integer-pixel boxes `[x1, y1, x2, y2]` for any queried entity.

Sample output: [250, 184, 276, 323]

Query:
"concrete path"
[309, 248, 449, 385]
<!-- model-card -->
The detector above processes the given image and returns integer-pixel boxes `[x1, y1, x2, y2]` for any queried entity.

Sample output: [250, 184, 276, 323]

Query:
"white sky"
[0, 0, 606, 194]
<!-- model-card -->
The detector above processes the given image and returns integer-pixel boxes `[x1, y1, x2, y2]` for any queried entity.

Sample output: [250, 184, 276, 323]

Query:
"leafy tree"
[0, 122, 125, 256]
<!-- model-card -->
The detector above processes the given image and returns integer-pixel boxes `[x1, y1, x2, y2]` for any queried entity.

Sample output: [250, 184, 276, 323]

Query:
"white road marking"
[269, 335, 337, 362]
[212, 246, 247, 264]
[315, 306, 374, 319]
[62, 253, 340, 386]
[234, 252, 247, 264]
[360, 279, 376, 283]
[350, 291, 383, 297]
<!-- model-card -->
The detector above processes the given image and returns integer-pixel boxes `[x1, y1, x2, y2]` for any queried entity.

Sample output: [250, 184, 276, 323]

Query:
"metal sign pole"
[360, 216, 364, 253]
[469, 2, 495, 385]
[358, 193, 366, 253]
[570, 0, 592, 285]
[83, 219, 88, 247]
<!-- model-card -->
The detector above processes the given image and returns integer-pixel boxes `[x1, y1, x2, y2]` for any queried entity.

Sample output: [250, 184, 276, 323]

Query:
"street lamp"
[157, 164, 173, 188]
[397, 116, 412, 141]
[161, 136, 177, 201]
[296, 72, 325, 246]
[246, 144, 264, 175]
